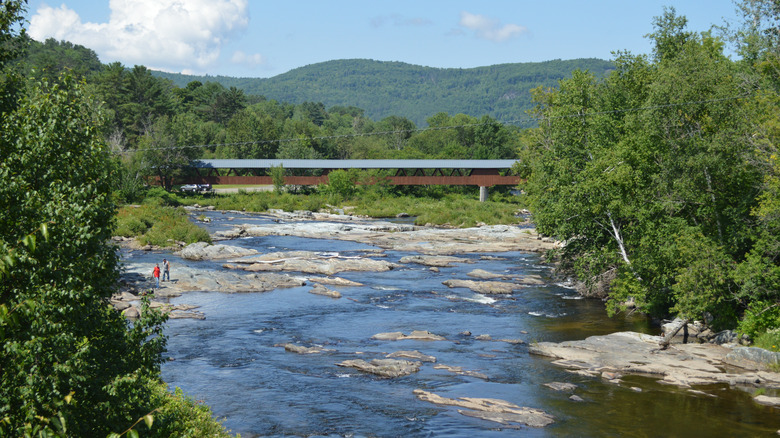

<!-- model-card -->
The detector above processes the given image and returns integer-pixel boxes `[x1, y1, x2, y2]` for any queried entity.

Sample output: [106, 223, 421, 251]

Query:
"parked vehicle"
[180, 184, 199, 192]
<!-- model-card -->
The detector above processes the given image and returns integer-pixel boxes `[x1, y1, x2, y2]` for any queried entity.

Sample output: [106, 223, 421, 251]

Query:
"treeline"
[153, 58, 615, 127]
[12, 36, 527, 195]
[519, 5, 780, 346]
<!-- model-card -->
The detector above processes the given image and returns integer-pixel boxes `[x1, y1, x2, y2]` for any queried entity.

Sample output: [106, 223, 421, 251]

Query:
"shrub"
[116, 205, 211, 247]
[738, 300, 780, 341]
[144, 187, 180, 206]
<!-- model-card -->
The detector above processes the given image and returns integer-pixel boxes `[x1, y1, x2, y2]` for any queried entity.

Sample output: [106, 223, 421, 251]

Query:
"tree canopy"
[521, 5, 780, 333]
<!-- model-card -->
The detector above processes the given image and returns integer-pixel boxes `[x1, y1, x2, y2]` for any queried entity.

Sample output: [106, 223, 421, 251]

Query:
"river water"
[143, 211, 780, 437]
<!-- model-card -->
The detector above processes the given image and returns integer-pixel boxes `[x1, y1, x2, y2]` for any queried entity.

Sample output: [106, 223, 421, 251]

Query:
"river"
[130, 210, 780, 437]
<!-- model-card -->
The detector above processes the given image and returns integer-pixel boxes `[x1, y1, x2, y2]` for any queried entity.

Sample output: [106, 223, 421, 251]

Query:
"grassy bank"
[115, 203, 211, 247]
[173, 186, 527, 227]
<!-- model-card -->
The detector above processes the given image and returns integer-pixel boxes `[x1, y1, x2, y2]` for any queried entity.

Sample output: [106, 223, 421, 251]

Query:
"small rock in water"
[544, 382, 578, 392]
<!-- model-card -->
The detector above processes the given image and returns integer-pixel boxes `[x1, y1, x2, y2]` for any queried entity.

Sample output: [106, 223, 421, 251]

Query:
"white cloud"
[458, 11, 527, 42]
[29, 0, 250, 73]
[231, 50, 265, 67]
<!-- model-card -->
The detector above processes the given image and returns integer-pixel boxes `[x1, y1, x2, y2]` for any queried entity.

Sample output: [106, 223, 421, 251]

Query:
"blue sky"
[23, 1, 743, 78]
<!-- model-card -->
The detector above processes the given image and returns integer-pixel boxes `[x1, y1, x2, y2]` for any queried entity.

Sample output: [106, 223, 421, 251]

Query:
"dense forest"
[2, 0, 780, 435]
[152, 58, 615, 127]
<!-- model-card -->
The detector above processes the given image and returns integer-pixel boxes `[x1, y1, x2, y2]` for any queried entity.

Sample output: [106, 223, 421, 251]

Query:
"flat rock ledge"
[528, 331, 780, 392]
[309, 284, 342, 299]
[413, 389, 554, 428]
[443, 279, 524, 295]
[336, 359, 422, 378]
[399, 255, 472, 267]
[179, 242, 258, 260]
[281, 344, 331, 354]
[433, 364, 489, 380]
[371, 330, 447, 341]
[386, 350, 437, 363]
[224, 250, 397, 276]
[218, 221, 558, 255]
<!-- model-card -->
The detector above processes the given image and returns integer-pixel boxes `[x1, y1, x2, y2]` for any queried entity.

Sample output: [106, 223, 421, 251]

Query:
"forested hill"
[153, 58, 614, 127]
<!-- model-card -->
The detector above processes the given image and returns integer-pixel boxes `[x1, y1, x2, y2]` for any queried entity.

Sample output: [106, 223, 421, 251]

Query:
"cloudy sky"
[24, 1, 743, 78]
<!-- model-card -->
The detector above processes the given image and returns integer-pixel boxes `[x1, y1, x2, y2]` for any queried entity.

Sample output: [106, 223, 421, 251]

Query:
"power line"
[122, 93, 754, 155]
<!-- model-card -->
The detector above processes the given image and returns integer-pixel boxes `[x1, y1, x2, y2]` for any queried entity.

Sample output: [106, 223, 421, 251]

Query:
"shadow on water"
[152, 212, 780, 437]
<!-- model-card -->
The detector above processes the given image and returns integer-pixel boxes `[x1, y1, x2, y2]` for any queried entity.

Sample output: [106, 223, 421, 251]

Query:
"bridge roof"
[192, 159, 518, 169]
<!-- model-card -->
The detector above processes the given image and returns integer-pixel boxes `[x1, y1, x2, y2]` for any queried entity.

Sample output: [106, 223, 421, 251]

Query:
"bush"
[144, 187, 181, 206]
[116, 205, 211, 247]
[738, 300, 780, 341]
[142, 383, 235, 437]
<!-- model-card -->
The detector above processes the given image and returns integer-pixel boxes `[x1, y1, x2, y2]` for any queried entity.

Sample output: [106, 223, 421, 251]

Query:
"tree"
[524, 9, 762, 327]
[0, 71, 167, 435]
[138, 113, 203, 190]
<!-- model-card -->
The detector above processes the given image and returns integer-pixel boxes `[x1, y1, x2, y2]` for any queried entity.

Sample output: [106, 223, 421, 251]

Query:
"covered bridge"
[189, 159, 521, 200]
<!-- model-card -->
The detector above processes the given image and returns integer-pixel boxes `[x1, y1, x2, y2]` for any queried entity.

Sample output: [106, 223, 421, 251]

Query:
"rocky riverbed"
[116, 209, 780, 434]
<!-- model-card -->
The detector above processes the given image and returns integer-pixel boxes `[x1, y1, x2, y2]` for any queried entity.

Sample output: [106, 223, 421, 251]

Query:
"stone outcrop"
[308, 276, 363, 287]
[529, 331, 780, 391]
[442, 279, 520, 295]
[400, 255, 472, 267]
[413, 389, 554, 428]
[218, 219, 559, 255]
[433, 364, 488, 380]
[121, 262, 306, 295]
[336, 358, 422, 378]
[282, 344, 329, 354]
[179, 242, 258, 260]
[386, 350, 437, 363]
[544, 382, 578, 392]
[309, 284, 342, 299]
[371, 330, 447, 341]
[225, 250, 397, 275]
[723, 347, 780, 371]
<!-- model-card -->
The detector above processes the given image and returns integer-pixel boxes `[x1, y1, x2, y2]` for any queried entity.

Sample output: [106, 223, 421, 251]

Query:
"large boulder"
[723, 347, 780, 371]
[442, 279, 520, 294]
[336, 358, 422, 378]
[179, 242, 258, 260]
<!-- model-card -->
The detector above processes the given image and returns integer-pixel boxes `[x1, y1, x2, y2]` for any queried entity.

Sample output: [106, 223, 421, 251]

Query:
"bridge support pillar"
[479, 186, 488, 202]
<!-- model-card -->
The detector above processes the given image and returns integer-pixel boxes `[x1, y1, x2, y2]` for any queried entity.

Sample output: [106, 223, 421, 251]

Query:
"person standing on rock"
[153, 263, 161, 289]
[162, 258, 170, 282]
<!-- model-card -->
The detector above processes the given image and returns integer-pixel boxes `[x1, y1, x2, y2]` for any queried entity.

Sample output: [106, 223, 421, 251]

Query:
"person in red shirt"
[153, 264, 161, 289]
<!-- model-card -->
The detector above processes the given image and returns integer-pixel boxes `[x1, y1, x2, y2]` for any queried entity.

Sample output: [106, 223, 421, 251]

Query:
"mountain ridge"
[152, 58, 614, 127]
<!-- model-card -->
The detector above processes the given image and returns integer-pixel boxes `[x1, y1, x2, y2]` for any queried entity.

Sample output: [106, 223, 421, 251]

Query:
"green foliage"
[754, 329, 780, 353]
[522, 8, 765, 328]
[738, 300, 780, 341]
[0, 71, 167, 435]
[271, 164, 285, 194]
[325, 169, 360, 200]
[116, 205, 211, 247]
[154, 58, 614, 127]
[146, 384, 234, 437]
[143, 186, 181, 206]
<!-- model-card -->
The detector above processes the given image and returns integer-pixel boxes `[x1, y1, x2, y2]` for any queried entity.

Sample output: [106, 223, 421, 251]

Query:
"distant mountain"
[153, 58, 613, 127]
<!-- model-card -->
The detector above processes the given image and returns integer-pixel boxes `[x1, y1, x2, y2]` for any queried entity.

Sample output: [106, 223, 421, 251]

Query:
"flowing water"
[138, 211, 780, 437]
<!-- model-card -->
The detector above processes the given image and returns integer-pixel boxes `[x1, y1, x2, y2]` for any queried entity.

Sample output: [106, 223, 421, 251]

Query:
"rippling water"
[148, 211, 780, 437]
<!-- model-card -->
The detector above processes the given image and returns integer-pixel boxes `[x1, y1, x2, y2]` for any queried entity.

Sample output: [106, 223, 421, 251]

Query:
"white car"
[180, 184, 199, 192]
